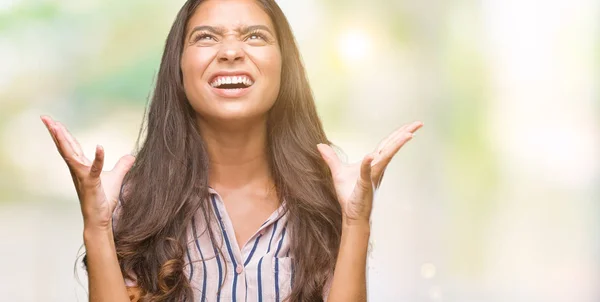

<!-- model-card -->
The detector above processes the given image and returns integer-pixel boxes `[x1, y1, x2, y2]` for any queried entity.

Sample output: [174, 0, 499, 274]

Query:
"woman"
[41, 0, 422, 301]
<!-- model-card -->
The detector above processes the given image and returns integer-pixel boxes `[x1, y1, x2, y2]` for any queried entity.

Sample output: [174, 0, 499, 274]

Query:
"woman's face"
[181, 0, 282, 124]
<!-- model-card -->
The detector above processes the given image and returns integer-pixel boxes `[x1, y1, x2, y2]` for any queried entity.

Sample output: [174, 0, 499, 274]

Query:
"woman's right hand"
[41, 115, 135, 231]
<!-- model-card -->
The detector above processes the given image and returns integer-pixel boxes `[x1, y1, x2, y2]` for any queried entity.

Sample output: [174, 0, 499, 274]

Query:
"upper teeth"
[211, 76, 254, 87]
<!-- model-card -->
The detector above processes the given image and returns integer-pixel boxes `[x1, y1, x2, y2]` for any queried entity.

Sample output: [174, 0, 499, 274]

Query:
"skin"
[318, 121, 422, 302]
[181, 0, 283, 249]
[40, 0, 423, 301]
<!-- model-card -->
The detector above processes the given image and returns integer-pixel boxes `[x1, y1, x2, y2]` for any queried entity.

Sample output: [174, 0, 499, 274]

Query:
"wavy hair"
[84, 1, 342, 301]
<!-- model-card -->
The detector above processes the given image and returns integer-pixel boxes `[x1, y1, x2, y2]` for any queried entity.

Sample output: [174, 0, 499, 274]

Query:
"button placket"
[235, 264, 244, 274]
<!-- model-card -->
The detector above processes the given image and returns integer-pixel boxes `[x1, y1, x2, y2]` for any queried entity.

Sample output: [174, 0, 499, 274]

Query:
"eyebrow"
[187, 25, 275, 40]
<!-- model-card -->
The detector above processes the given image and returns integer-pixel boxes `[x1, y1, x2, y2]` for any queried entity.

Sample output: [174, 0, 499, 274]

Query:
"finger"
[317, 143, 343, 175]
[42, 116, 85, 194]
[375, 121, 422, 154]
[53, 121, 87, 171]
[406, 121, 424, 135]
[89, 145, 105, 178]
[54, 122, 80, 162]
[384, 121, 422, 149]
[375, 125, 408, 154]
[376, 121, 423, 157]
[357, 153, 375, 191]
[55, 121, 91, 165]
[372, 130, 415, 168]
[111, 155, 136, 180]
[41, 115, 59, 146]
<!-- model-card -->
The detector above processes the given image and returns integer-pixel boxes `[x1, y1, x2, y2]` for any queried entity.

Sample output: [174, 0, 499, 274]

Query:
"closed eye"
[244, 30, 272, 44]
[192, 33, 217, 43]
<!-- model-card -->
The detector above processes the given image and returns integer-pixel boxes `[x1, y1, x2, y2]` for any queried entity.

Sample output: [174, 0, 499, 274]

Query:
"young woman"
[41, 0, 422, 301]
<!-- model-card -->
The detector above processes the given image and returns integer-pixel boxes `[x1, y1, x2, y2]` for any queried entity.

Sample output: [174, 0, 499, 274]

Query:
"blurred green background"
[0, 0, 598, 301]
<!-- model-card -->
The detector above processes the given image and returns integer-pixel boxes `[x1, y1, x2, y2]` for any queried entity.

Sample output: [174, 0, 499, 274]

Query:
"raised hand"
[41, 115, 135, 231]
[317, 121, 423, 226]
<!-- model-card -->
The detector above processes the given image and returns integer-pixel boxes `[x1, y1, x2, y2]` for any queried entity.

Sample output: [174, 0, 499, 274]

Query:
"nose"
[217, 40, 245, 63]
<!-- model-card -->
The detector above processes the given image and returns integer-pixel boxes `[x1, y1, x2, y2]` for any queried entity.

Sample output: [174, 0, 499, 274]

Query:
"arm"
[326, 221, 370, 302]
[40, 116, 136, 302]
[317, 121, 423, 302]
[84, 226, 131, 302]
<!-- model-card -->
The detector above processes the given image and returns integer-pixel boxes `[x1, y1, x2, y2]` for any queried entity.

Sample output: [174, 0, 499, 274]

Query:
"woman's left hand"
[317, 121, 423, 226]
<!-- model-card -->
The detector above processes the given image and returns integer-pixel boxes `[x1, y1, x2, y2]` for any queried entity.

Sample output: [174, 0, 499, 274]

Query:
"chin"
[204, 102, 269, 123]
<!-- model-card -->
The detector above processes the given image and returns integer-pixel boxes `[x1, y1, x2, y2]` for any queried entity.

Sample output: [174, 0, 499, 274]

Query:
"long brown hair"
[84, 0, 342, 301]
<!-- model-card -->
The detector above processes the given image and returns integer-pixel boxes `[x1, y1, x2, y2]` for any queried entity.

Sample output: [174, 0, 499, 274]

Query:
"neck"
[198, 116, 273, 193]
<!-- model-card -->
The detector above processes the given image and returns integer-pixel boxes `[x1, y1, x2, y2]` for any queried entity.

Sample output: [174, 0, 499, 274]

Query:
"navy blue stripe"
[267, 220, 279, 252]
[191, 217, 207, 302]
[274, 225, 287, 257]
[213, 246, 223, 301]
[185, 246, 194, 281]
[257, 258, 264, 302]
[244, 234, 262, 266]
[274, 225, 287, 302]
[211, 195, 239, 301]
[258, 220, 279, 302]
[208, 189, 223, 301]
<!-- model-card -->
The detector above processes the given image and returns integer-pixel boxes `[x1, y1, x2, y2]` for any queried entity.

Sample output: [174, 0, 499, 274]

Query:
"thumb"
[357, 153, 375, 192]
[112, 154, 136, 180]
[317, 143, 342, 175]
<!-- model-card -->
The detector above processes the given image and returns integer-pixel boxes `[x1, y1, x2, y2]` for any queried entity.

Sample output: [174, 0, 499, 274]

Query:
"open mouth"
[210, 75, 254, 89]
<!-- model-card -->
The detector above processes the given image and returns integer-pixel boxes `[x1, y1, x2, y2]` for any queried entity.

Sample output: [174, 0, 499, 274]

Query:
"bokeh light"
[338, 29, 372, 63]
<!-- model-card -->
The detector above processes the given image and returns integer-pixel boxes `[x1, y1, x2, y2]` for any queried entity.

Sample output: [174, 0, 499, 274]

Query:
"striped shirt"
[113, 187, 331, 302]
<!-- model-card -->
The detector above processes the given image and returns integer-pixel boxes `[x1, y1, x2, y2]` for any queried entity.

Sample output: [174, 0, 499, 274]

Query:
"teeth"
[211, 75, 254, 87]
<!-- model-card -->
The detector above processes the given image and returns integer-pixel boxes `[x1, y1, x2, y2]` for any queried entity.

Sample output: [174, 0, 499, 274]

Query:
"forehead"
[188, 0, 274, 30]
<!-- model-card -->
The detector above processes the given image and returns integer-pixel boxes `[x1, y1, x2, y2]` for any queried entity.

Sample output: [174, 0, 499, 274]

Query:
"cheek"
[247, 47, 282, 80]
[268, 51, 283, 82]
[181, 48, 215, 86]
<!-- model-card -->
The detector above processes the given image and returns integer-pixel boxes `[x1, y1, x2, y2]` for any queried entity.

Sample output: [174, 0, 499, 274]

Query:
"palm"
[318, 121, 423, 223]
[100, 172, 122, 210]
[89, 168, 122, 222]
[71, 154, 120, 218]
[328, 162, 371, 220]
[41, 116, 135, 228]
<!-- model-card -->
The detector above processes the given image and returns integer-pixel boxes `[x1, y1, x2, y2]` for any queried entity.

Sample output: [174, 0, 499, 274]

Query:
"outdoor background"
[0, 0, 598, 301]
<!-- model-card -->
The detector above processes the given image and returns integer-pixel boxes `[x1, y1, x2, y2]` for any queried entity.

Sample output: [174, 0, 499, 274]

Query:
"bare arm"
[327, 222, 370, 302]
[317, 121, 423, 302]
[41, 116, 135, 302]
[85, 227, 131, 302]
